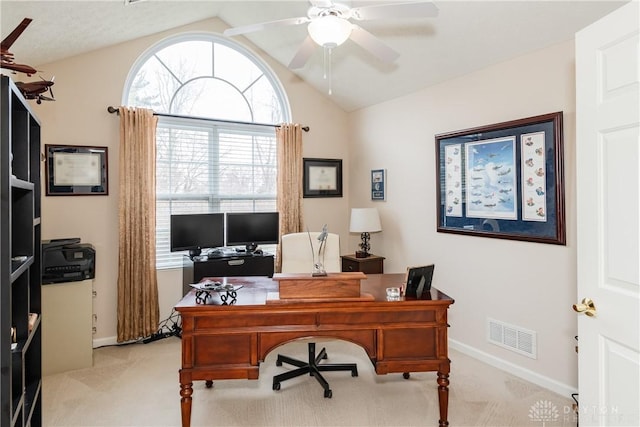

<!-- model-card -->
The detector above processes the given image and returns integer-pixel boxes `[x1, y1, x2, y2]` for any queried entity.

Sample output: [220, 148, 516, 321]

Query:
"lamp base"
[355, 251, 369, 258]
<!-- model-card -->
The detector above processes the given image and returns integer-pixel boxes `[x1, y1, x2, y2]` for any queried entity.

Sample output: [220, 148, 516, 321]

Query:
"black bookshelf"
[1, 75, 42, 427]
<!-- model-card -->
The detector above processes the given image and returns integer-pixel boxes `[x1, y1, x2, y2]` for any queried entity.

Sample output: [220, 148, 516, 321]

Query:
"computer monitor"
[170, 213, 225, 258]
[404, 264, 435, 298]
[225, 212, 280, 252]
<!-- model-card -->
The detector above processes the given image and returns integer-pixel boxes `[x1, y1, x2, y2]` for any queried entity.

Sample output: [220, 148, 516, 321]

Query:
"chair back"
[280, 232, 341, 273]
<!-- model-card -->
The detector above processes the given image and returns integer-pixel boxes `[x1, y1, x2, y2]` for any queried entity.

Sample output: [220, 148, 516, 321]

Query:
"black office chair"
[272, 341, 358, 398]
[274, 232, 358, 398]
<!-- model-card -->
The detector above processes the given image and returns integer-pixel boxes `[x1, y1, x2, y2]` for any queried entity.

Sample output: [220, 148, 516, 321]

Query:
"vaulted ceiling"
[0, 0, 627, 111]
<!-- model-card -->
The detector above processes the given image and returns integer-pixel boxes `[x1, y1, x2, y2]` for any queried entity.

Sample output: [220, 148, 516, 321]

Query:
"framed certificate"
[46, 145, 108, 195]
[303, 158, 343, 198]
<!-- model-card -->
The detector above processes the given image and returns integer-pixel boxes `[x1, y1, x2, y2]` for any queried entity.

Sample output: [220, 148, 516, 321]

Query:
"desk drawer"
[193, 334, 253, 366]
[195, 312, 316, 329]
[318, 309, 435, 325]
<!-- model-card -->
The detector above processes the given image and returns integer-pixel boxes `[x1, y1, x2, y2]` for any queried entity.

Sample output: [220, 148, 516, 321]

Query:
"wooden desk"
[175, 274, 454, 427]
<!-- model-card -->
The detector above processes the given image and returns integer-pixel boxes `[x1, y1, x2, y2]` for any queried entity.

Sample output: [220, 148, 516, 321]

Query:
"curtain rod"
[107, 106, 309, 132]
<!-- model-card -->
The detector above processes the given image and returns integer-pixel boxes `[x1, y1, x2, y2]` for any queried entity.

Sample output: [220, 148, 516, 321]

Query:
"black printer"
[42, 238, 96, 284]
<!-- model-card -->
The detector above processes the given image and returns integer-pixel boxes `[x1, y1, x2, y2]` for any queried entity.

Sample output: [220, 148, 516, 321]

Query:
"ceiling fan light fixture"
[308, 15, 352, 48]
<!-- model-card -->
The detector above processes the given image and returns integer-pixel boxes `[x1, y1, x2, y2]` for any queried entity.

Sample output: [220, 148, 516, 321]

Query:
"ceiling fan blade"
[349, 25, 400, 63]
[350, 1, 438, 21]
[224, 16, 309, 37]
[288, 36, 317, 69]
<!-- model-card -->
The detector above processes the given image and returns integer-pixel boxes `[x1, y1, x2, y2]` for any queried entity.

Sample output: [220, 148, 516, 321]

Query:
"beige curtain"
[275, 123, 304, 272]
[117, 107, 160, 342]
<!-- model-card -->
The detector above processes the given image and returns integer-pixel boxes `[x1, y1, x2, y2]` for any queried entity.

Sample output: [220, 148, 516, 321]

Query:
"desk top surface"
[176, 273, 454, 311]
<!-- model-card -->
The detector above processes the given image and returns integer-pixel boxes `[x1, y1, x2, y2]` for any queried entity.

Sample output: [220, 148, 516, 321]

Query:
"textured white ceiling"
[0, 0, 628, 112]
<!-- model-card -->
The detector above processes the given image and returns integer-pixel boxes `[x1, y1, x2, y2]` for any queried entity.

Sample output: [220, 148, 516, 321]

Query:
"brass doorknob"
[573, 298, 597, 317]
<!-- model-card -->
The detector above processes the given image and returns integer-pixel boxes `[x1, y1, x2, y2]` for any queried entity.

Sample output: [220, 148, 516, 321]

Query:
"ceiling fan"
[223, 1, 439, 70]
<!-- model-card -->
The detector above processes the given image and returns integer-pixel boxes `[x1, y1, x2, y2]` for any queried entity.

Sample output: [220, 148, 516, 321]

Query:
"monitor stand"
[189, 248, 202, 259]
[245, 243, 258, 253]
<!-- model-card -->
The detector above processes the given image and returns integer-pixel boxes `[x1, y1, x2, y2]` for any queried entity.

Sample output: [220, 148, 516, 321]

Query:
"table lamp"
[349, 208, 382, 258]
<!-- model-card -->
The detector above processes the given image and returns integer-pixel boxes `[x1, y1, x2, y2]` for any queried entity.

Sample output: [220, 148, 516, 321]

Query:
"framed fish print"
[435, 112, 565, 245]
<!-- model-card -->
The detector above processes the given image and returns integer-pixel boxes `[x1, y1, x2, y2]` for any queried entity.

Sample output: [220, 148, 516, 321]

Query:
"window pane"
[155, 40, 213, 82]
[172, 79, 252, 121]
[127, 55, 181, 112]
[214, 43, 263, 91]
[245, 76, 284, 124]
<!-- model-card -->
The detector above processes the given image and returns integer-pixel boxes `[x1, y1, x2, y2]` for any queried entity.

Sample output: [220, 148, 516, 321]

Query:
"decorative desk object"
[311, 225, 329, 276]
[189, 281, 243, 305]
[349, 207, 382, 257]
[273, 272, 366, 300]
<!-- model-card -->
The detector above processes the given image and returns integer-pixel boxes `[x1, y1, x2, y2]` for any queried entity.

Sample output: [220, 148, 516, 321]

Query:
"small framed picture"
[46, 145, 109, 196]
[371, 169, 386, 201]
[303, 158, 343, 198]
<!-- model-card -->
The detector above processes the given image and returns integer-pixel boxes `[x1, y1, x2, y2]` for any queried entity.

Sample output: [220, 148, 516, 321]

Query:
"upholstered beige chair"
[280, 231, 341, 274]
[274, 231, 358, 398]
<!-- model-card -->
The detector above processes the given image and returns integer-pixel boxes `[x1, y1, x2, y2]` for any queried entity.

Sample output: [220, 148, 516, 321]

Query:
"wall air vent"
[487, 318, 537, 359]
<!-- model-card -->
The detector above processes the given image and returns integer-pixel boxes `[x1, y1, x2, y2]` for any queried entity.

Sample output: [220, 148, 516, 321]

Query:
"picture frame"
[404, 264, 435, 298]
[371, 169, 386, 201]
[303, 158, 343, 198]
[435, 112, 565, 245]
[45, 144, 109, 196]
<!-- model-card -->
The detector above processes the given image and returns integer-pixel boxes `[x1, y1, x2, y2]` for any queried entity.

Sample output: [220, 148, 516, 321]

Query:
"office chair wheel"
[403, 372, 410, 379]
[324, 389, 332, 398]
[273, 382, 281, 391]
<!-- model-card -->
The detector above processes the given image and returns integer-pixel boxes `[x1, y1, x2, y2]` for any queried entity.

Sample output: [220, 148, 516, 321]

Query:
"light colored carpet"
[42, 337, 576, 426]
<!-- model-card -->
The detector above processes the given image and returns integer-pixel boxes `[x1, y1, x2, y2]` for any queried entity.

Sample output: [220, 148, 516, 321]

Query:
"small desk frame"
[175, 274, 454, 427]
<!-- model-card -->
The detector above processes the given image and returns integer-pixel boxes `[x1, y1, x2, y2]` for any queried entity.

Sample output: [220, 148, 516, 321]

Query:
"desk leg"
[180, 381, 193, 427]
[437, 371, 450, 427]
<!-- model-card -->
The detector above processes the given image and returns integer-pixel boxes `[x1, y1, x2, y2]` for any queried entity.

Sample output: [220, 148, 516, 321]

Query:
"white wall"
[348, 40, 577, 395]
[35, 17, 350, 344]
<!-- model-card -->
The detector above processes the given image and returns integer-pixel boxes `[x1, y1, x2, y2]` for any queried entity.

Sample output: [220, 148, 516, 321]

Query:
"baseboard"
[449, 338, 578, 398]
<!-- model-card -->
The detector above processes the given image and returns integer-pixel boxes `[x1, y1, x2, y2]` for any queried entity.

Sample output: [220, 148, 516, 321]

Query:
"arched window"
[124, 33, 291, 268]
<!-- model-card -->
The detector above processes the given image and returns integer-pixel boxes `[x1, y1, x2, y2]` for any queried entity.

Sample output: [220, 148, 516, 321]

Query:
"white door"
[575, 2, 639, 426]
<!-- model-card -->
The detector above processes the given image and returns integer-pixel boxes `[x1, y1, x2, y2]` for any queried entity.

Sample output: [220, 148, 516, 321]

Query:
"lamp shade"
[349, 208, 382, 233]
[308, 15, 353, 47]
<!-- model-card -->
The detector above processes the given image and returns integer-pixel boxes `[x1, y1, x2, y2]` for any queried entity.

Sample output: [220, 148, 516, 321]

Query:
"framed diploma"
[303, 158, 343, 198]
[46, 145, 108, 195]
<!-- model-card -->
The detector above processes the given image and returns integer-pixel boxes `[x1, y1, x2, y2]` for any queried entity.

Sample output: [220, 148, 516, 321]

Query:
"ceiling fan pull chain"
[323, 45, 328, 80]
[328, 47, 333, 95]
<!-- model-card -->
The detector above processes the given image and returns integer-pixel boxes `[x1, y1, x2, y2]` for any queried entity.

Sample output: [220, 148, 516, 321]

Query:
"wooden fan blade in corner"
[288, 36, 317, 69]
[350, 1, 438, 21]
[349, 26, 400, 63]
[224, 16, 309, 37]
